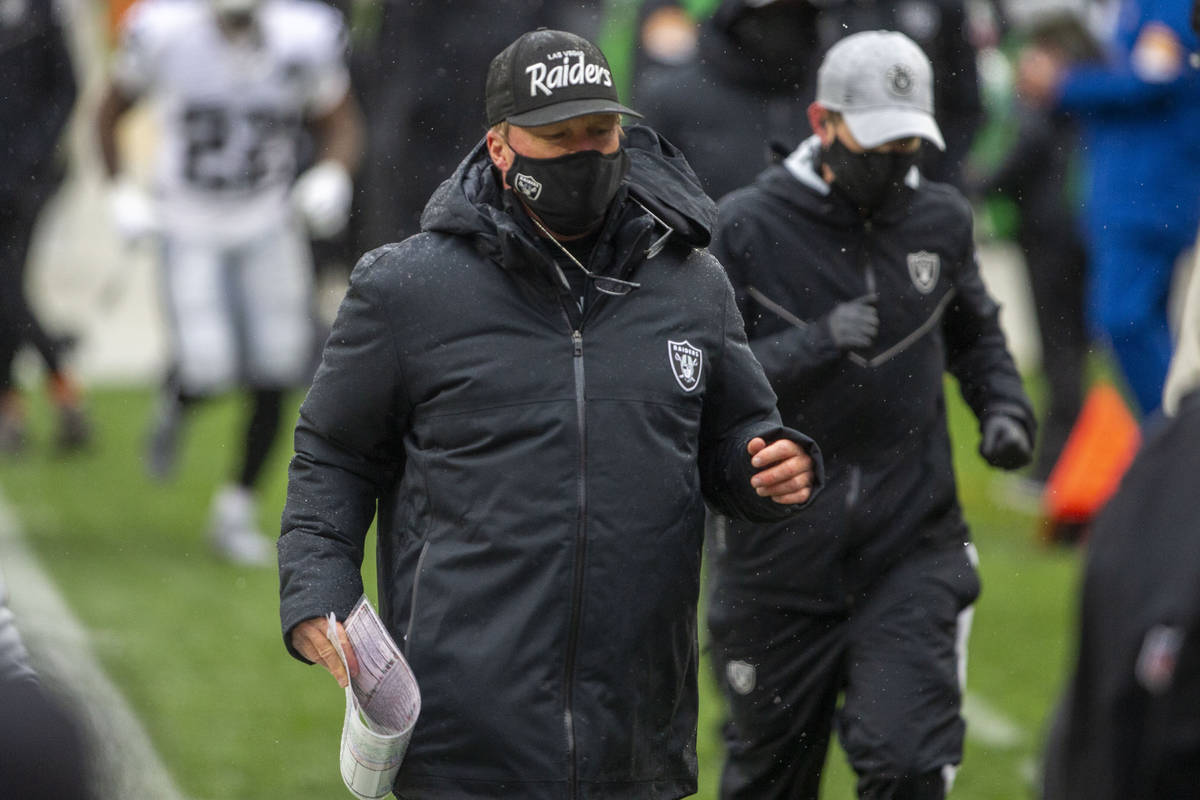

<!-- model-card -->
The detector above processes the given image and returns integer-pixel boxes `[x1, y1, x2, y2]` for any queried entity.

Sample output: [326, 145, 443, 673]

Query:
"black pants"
[1021, 229, 1088, 482]
[708, 544, 981, 800]
[0, 187, 62, 393]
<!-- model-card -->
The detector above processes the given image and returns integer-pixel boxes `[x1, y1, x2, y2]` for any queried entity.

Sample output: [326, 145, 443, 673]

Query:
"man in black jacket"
[632, 0, 982, 203]
[277, 29, 822, 800]
[707, 31, 1034, 800]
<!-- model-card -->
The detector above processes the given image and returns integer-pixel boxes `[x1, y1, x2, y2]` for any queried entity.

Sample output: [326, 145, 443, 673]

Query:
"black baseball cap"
[485, 29, 642, 128]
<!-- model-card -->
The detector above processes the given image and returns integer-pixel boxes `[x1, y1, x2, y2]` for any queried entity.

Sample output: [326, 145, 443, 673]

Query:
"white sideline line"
[0, 492, 189, 800]
[963, 691, 1025, 749]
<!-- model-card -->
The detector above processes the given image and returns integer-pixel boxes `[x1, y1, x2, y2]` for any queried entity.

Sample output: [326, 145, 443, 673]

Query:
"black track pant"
[1021, 229, 1088, 482]
[0, 189, 61, 392]
[708, 543, 981, 800]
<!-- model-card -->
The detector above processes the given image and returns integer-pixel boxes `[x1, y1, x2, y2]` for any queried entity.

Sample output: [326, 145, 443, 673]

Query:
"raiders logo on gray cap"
[816, 30, 945, 151]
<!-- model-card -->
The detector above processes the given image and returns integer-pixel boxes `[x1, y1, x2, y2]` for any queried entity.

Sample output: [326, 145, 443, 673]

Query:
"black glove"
[825, 294, 879, 352]
[979, 414, 1033, 470]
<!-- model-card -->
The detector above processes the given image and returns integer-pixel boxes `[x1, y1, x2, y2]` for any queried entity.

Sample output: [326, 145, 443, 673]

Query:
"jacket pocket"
[404, 539, 432, 659]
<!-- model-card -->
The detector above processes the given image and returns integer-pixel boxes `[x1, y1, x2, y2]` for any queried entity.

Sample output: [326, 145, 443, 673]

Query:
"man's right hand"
[826, 294, 879, 351]
[291, 616, 359, 688]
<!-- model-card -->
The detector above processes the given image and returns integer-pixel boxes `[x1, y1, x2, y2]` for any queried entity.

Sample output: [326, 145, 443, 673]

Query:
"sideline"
[0, 491, 189, 800]
[963, 691, 1025, 749]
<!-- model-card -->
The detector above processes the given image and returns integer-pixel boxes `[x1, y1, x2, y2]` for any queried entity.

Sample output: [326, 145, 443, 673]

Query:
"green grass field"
[0, 380, 1080, 799]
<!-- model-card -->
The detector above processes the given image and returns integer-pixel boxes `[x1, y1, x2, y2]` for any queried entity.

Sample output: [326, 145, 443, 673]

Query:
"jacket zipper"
[563, 326, 587, 798]
[861, 219, 878, 295]
[403, 539, 431, 659]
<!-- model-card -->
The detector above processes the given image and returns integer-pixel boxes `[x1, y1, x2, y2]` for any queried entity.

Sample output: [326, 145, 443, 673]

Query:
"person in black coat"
[0, 2, 89, 453]
[633, 0, 821, 203]
[278, 29, 822, 800]
[347, 0, 608, 254]
[1041, 383, 1200, 800]
[707, 31, 1034, 799]
[966, 14, 1104, 486]
[633, 0, 983, 203]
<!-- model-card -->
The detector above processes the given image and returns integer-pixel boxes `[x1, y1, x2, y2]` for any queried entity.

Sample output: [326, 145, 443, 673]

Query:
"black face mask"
[822, 137, 919, 215]
[507, 147, 631, 237]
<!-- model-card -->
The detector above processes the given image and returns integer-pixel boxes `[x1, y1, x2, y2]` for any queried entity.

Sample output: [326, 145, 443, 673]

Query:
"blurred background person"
[95, 0, 363, 565]
[1018, 0, 1200, 419]
[1040, 314, 1200, 800]
[0, 0, 91, 455]
[629, 0, 702, 88]
[966, 12, 1101, 490]
[346, 0, 608, 255]
[1163, 241, 1200, 416]
[632, 0, 823, 202]
[632, 0, 983, 202]
[1164, 0, 1200, 417]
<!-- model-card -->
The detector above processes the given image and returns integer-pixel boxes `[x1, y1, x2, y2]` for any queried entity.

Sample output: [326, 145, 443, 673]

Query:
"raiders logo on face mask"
[513, 172, 543, 201]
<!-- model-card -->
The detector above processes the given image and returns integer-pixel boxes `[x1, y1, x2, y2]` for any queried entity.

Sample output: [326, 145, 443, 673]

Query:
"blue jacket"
[1057, 0, 1200, 229]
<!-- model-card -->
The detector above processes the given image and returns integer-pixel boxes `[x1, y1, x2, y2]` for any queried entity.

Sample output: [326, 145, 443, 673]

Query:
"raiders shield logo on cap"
[907, 250, 939, 294]
[668, 340, 702, 392]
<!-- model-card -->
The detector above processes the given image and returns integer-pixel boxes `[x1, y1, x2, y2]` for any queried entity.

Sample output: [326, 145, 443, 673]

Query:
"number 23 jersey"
[112, 0, 349, 241]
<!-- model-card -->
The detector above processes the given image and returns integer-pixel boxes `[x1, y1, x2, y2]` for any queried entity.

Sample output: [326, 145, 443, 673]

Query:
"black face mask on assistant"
[822, 137, 919, 215]
[507, 147, 631, 237]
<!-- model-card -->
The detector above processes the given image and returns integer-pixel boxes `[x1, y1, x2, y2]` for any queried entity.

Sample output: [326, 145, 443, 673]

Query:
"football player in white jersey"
[96, 0, 362, 565]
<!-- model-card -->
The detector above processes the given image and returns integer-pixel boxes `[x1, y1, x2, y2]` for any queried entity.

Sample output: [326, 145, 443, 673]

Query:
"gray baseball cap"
[816, 30, 945, 151]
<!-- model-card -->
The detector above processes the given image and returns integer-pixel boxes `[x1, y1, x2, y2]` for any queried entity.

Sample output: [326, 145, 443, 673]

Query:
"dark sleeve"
[929, 1, 983, 186]
[941, 213, 1036, 441]
[629, 64, 690, 152]
[278, 248, 410, 661]
[972, 107, 1052, 199]
[698, 265, 824, 521]
[712, 209, 844, 394]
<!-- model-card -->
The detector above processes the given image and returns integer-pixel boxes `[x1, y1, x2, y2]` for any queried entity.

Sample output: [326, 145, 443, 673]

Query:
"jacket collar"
[776, 135, 920, 226]
[420, 126, 710, 287]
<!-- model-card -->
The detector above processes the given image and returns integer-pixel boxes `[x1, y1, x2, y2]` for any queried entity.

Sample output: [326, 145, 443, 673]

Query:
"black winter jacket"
[1043, 390, 1200, 800]
[711, 136, 1033, 611]
[278, 126, 821, 799]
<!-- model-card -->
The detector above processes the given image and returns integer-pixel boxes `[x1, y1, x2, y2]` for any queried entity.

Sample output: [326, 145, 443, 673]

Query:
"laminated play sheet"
[327, 595, 420, 799]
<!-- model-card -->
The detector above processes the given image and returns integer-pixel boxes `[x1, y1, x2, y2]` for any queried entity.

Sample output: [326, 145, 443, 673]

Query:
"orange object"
[108, 0, 140, 44]
[1043, 383, 1141, 526]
